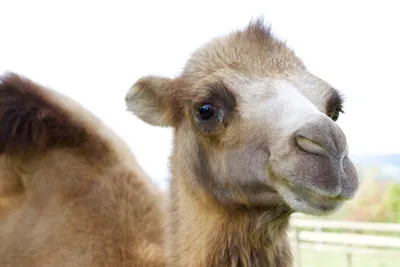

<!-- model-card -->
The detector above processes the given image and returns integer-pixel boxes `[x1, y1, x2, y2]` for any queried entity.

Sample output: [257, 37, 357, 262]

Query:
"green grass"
[299, 249, 400, 267]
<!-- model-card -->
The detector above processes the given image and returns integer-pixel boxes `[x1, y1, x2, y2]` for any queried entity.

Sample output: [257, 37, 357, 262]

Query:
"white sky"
[0, 0, 399, 188]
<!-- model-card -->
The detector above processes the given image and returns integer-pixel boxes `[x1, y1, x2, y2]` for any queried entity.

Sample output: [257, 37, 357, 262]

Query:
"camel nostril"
[293, 117, 348, 158]
[295, 136, 329, 156]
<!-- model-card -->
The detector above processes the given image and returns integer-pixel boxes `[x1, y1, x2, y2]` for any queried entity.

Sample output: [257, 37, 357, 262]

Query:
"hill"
[350, 154, 400, 181]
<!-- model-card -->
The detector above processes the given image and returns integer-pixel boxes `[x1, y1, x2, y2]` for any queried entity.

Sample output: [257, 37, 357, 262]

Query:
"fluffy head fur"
[0, 72, 165, 267]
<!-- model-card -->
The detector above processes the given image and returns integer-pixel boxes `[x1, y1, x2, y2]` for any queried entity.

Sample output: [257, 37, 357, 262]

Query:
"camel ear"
[125, 76, 176, 127]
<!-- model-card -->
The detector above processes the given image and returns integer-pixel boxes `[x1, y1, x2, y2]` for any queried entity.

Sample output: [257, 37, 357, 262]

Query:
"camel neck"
[166, 177, 293, 267]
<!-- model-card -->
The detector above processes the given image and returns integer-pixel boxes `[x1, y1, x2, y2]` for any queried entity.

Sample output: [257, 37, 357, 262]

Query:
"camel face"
[126, 19, 358, 216]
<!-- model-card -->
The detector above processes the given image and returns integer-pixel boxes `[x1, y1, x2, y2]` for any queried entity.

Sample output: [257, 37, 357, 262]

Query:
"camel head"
[125, 19, 359, 216]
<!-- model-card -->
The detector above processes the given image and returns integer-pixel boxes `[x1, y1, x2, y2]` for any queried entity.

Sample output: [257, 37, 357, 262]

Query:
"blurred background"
[1, 1, 399, 266]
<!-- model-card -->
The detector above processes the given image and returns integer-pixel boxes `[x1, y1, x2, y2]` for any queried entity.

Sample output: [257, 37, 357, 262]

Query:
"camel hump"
[0, 72, 88, 156]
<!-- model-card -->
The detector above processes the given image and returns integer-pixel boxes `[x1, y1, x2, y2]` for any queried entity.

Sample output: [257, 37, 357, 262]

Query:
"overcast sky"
[1, 0, 398, 188]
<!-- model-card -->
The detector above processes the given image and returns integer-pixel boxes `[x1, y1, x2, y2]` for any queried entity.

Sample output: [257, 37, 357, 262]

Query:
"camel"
[125, 18, 359, 267]
[0, 72, 165, 267]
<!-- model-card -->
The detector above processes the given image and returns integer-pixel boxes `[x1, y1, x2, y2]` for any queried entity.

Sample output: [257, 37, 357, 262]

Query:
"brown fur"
[126, 18, 358, 267]
[0, 73, 165, 267]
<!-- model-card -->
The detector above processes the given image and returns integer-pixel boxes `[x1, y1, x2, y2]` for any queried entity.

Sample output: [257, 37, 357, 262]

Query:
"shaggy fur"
[0, 73, 165, 267]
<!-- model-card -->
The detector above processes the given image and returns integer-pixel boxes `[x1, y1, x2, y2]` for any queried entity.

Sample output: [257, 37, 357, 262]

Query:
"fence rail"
[292, 218, 400, 233]
[289, 218, 400, 267]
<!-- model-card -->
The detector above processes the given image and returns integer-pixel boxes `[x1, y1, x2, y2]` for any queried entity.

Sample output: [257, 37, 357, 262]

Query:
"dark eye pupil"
[332, 112, 339, 121]
[330, 108, 341, 122]
[196, 103, 216, 120]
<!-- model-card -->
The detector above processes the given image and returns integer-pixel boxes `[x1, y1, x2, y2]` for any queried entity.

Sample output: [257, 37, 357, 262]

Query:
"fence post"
[292, 229, 301, 267]
[345, 250, 352, 267]
[315, 225, 321, 250]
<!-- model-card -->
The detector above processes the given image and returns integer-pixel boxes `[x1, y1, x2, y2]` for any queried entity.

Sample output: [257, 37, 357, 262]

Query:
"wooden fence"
[289, 217, 400, 267]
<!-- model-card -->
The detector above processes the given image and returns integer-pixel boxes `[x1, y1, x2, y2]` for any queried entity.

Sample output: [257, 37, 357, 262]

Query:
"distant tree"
[344, 172, 391, 222]
[386, 182, 400, 223]
[322, 165, 400, 224]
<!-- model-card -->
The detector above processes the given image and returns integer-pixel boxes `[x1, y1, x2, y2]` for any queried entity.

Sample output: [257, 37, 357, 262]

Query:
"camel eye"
[196, 103, 216, 120]
[330, 108, 343, 122]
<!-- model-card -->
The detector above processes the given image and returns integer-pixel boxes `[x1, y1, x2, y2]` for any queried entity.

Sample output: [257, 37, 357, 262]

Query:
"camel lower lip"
[271, 174, 345, 214]
[285, 179, 343, 203]
[280, 186, 343, 214]
[271, 171, 343, 202]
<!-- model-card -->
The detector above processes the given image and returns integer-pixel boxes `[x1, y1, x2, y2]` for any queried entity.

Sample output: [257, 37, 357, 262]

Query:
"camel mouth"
[268, 168, 347, 215]
[276, 181, 346, 215]
[281, 180, 346, 215]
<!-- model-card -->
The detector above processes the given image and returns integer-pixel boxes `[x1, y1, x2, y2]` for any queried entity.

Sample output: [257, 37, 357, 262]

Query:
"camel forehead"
[182, 20, 306, 84]
[178, 20, 340, 115]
